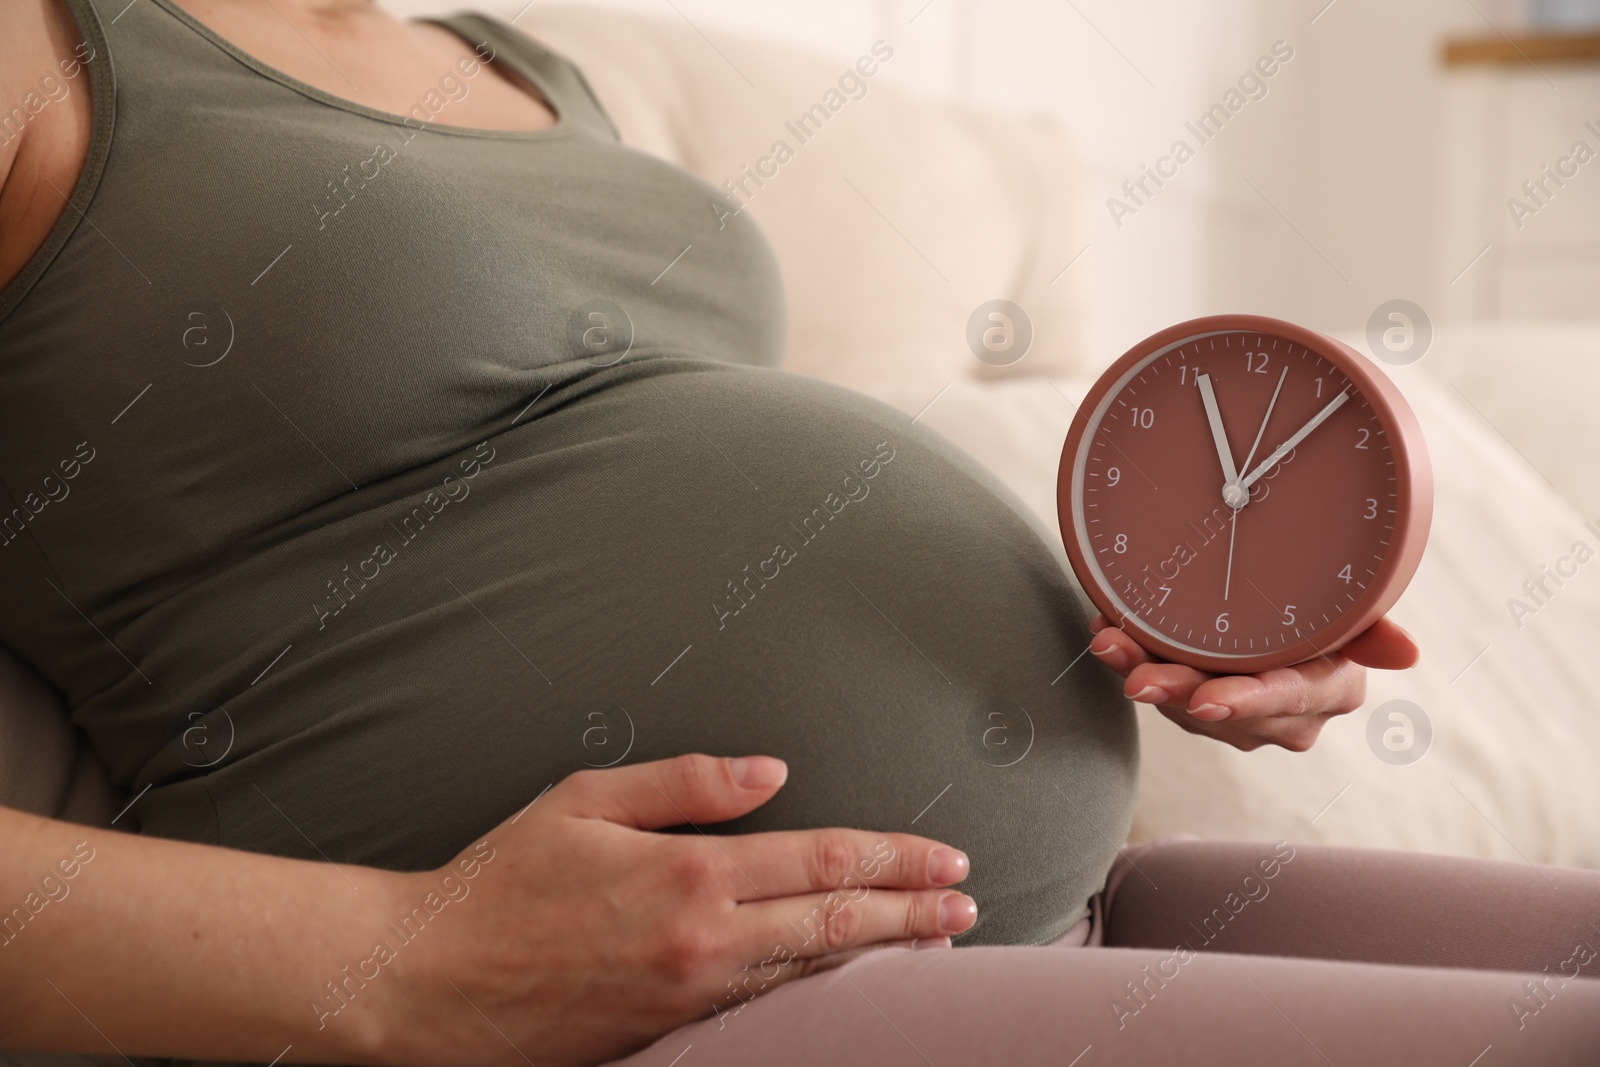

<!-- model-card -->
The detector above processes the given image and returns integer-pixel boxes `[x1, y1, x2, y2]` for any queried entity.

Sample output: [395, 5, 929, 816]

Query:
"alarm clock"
[1057, 314, 1432, 674]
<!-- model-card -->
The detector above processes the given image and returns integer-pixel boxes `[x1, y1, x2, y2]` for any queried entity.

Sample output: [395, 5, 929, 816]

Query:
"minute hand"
[1239, 390, 1350, 490]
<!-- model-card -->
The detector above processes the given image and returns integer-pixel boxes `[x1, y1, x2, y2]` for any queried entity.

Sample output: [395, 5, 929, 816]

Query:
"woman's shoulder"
[0, 0, 97, 294]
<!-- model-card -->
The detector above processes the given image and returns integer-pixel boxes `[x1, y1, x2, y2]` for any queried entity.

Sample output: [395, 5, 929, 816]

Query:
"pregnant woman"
[1, 1, 1596, 1064]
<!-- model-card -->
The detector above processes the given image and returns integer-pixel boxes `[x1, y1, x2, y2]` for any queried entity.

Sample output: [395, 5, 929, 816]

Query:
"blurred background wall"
[387, 0, 1600, 362]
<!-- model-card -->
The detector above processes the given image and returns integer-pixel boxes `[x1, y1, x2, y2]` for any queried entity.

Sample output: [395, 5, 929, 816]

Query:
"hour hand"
[1196, 374, 1241, 491]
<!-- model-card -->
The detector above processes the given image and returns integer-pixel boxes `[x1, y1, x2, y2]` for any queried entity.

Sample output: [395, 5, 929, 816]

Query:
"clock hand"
[1219, 365, 1291, 544]
[1222, 506, 1239, 601]
[1196, 374, 1242, 501]
[1212, 369, 1287, 599]
[1239, 366, 1289, 478]
[1240, 389, 1351, 489]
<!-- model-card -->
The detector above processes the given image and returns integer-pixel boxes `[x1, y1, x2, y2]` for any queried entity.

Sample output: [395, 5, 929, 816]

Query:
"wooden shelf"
[1443, 31, 1600, 67]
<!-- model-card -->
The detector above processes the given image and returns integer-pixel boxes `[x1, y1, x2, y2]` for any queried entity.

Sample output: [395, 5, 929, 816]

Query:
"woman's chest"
[0, 97, 784, 601]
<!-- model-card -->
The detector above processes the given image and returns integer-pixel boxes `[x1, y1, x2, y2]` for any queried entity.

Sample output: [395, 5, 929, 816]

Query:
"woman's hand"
[1088, 614, 1419, 753]
[381, 753, 977, 1067]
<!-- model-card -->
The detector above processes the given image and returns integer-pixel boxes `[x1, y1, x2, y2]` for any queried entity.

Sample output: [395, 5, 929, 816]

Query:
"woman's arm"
[1, 754, 975, 1067]
[0, 800, 401, 1062]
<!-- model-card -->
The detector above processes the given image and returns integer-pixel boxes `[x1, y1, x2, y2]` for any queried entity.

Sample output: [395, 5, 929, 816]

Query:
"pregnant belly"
[133, 358, 1138, 947]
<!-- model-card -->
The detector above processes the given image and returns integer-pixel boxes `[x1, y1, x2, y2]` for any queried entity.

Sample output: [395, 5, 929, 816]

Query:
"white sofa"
[6, 3, 1599, 882]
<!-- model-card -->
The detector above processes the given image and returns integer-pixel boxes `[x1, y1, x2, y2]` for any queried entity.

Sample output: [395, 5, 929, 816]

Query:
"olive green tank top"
[0, 0, 1137, 951]
[0, 0, 785, 705]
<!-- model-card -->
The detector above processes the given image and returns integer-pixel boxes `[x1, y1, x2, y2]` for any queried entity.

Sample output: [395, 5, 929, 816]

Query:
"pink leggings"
[609, 840, 1600, 1066]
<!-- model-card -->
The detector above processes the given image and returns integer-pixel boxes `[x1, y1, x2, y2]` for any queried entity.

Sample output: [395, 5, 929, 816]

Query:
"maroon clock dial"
[1058, 315, 1432, 674]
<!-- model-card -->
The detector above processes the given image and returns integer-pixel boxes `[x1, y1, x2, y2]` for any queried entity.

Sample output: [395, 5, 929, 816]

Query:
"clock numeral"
[1364, 498, 1379, 520]
[1314, 377, 1323, 398]
[1355, 428, 1370, 450]
[1246, 351, 1270, 374]
[1129, 406, 1155, 429]
[1337, 564, 1354, 584]
[1105, 466, 1121, 487]
[1158, 585, 1172, 606]
[1113, 533, 1128, 554]
[1215, 612, 1230, 633]
[1282, 604, 1297, 626]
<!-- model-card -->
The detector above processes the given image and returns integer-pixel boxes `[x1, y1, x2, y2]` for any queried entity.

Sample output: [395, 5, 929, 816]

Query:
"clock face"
[1059, 316, 1431, 673]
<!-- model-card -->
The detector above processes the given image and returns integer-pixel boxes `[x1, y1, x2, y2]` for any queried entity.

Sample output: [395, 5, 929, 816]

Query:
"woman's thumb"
[547, 753, 787, 830]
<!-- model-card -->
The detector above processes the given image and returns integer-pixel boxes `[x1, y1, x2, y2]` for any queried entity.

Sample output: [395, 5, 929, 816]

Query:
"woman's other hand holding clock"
[1087, 613, 1419, 752]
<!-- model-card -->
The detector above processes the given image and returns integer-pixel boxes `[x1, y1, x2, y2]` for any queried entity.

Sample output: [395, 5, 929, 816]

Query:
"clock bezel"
[1057, 314, 1433, 674]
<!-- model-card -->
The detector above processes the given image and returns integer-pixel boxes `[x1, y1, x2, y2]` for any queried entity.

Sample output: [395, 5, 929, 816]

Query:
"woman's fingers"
[1088, 623, 1157, 673]
[1089, 616, 1407, 719]
[1124, 662, 1215, 713]
[548, 752, 788, 830]
[735, 887, 977, 961]
[1187, 656, 1366, 722]
[1342, 616, 1420, 670]
[1087, 615, 1414, 753]
[677, 833, 973, 1012]
[720, 829, 969, 902]
[1156, 704, 1334, 752]
[1091, 626, 1218, 710]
